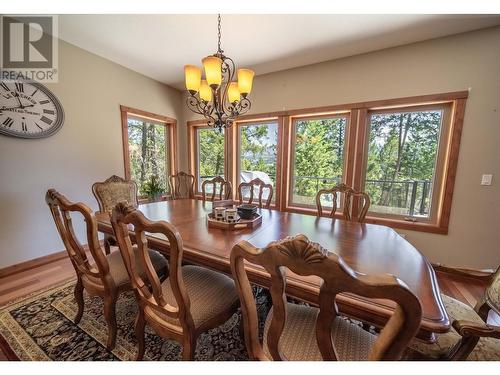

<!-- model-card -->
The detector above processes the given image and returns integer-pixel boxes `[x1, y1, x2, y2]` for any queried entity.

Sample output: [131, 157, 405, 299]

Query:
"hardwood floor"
[0, 256, 77, 306]
[0, 254, 493, 360]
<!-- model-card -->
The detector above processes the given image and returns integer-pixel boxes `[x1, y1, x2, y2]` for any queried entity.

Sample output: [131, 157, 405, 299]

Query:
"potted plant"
[141, 175, 165, 202]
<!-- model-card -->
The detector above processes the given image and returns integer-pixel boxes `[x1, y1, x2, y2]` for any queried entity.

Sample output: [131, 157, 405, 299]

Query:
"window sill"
[285, 205, 448, 234]
[364, 216, 448, 235]
[138, 194, 172, 205]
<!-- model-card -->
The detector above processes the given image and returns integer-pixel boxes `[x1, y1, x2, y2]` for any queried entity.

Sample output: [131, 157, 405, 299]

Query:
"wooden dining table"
[96, 199, 450, 342]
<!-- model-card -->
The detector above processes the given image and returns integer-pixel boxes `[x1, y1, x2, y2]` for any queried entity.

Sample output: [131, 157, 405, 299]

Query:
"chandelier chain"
[217, 14, 222, 53]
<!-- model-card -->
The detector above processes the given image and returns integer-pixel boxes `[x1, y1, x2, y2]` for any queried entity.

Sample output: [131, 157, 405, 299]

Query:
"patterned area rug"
[0, 279, 271, 361]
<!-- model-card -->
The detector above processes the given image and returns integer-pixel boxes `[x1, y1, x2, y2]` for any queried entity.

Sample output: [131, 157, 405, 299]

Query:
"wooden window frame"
[186, 90, 467, 234]
[231, 118, 284, 209]
[120, 105, 177, 201]
[286, 111, 353, 213]
[187, 120, 229, 196]
[358, 103, 452, 226]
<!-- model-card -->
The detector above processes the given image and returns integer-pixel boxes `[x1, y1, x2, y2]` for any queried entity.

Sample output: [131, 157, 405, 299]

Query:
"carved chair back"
[45, 189, 113, 289]
[485, 266, 500, 314]
[111, 203, 194, 331]
[230, 234, 422, 360]
[92, 175, 138, 214]
[169, 172, 195, 199]
[201, 176, 232, 201]
[316, 183, 370, 222]
[238, 178, 273, 208]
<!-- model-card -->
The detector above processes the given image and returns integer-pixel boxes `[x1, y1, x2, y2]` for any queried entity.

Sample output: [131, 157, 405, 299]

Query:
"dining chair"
[409, 266, 500, 360]
[230, 234, 422, 360]
[316, 183, 370, 222]
[92, 175, 139, 254]
[169, 171, 195, 199]
[237, 178, 273, 208]
[45, 189, 168, 350]
[201, 176, 232, 201]
[111, 202, 240, 360]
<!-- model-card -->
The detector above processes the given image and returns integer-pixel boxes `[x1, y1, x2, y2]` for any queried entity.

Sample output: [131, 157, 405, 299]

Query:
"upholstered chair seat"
[92, 247, 168, 287]
[409, 294, 500, 360]
[144, 265, 239, 328]
[263, 303, 377, 361]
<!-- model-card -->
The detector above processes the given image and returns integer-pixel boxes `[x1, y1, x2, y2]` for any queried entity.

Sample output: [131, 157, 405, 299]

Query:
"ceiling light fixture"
[184, 14, 254, 131]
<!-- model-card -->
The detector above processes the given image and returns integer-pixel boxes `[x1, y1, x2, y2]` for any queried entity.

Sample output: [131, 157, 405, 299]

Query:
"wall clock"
[0, 79, 64, 139]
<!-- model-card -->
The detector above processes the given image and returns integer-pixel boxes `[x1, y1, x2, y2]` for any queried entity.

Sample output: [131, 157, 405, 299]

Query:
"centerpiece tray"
[207, 200, 262, 230]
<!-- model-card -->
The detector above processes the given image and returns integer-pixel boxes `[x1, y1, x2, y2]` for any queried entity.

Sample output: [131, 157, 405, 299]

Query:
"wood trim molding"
[0, 251, 68, 279]
[120, 105, 177, 123]
[432, 263, 495, 282]
[438, 98, 467, 232]
[0, 242, 101, 279]
[120, 105, 178, 185]
[120, 109, 131, 179]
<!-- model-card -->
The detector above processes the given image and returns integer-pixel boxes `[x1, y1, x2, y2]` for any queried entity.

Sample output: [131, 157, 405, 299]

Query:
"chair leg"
[74, 277, 84, 324]
[238, 315, 245, 341]
[103, 293, 118, 350]
[181, 333, 196, 360]
[135, 310, 146, 361]
[444, 336, 480, 360]
[104, 234, 112, 255]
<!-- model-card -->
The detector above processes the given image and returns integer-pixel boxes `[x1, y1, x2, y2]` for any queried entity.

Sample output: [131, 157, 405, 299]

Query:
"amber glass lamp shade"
[199, 80, 212, 102]
[184, 65, 202, 94]
[237, 68, 254, 97]
[202, 56, 223, 88]
[228, 82, 240, 104]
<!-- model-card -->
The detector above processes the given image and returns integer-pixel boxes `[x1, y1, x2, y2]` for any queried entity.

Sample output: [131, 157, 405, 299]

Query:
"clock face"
[0, 79, 64, 139]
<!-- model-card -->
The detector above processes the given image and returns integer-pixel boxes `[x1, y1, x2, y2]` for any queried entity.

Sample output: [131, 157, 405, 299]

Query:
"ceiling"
[58, 14, 500, 90]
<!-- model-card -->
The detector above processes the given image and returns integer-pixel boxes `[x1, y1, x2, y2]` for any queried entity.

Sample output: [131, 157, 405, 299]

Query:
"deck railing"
[200, 174, 432, 217]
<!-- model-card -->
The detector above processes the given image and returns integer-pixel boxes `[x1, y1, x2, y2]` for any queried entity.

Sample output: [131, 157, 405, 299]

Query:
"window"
[120, 106, 177, 199]
[363, 105, 450, 222]
[290, 115, 348, 207]
[196, 127, 225, 193]
[187, 91, 467, 233]
[237, 121, 279, 203]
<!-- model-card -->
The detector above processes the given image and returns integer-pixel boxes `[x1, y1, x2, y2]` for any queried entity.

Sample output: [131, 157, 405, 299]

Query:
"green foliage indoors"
[141, 175, 165, 201]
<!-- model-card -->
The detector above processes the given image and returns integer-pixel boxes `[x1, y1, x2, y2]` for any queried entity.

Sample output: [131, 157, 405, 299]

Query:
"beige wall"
[183, 26, 500, 269]
[0, 39, 184, 268]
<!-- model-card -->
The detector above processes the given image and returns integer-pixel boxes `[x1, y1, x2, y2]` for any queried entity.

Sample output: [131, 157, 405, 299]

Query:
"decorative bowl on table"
[237, 204, 258, 219]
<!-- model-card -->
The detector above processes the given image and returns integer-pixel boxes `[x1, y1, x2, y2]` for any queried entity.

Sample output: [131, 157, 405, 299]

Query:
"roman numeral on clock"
[0, 82, 9, 91]
[22, 121, 27, 132]
[43, 109, 55, 115]
[39, 100, 50, 105]
[2, 117, 14, 127]
[40, 116, 52, 125]
[15, 82, 24, 93]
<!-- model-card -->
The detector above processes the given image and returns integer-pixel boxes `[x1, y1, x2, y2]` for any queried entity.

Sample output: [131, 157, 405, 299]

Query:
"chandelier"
[184, 14, 254, 131]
